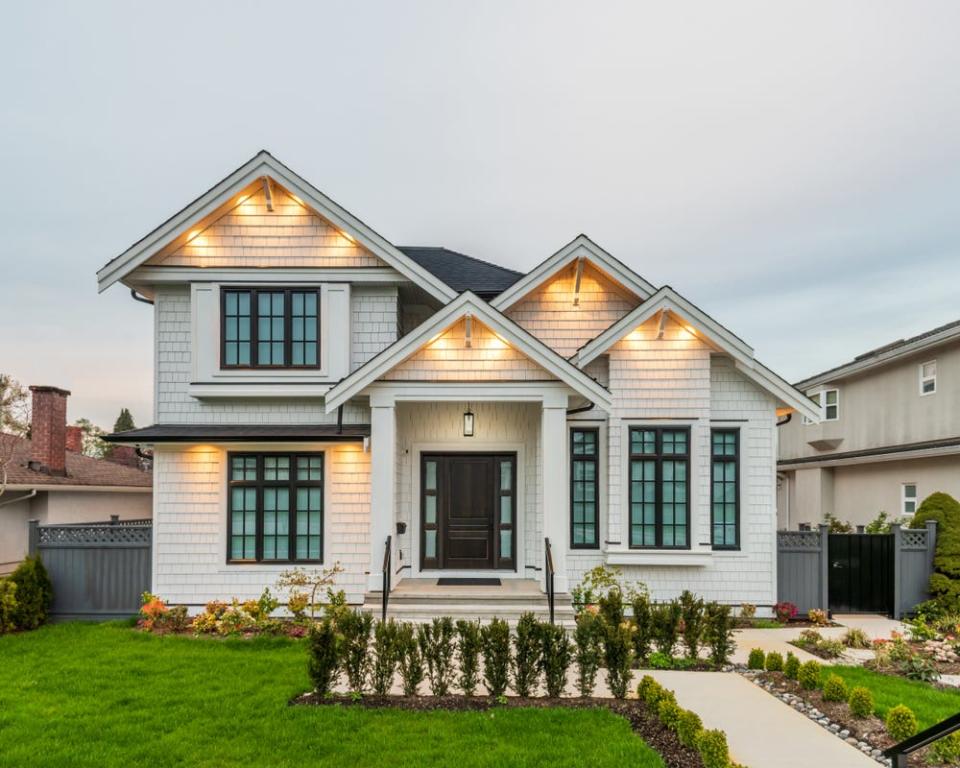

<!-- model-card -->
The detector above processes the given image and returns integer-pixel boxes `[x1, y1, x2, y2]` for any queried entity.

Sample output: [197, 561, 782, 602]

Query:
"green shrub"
[598, 587, 626, 627]
[571, 565, 622, 614]
[420, 616, 456, 696]
[704, 602, 736, 666]
[0, 578, 18, 634]
[455, 620, 482, 697]
[841, 628, 871, 649]
[7, 556, 53, 630]
[396, 622, 424, 696]
[307, 619, 340, 695]
[647, 651, 674, 669]
[885, 704, 919, 742]
[821, 674, 848, 702]
[637, 675, 663, 705]
[798, 660, 822, 690]
[695, 729, 731, 768]
[338, 610, 373, 693]
[511, 613, 542, 697]
[929, 732, 960, 764]
[817, 639, 846, 659]
[480, 618, 510, 697]
[910, 492, 960, 613]
[747, 648, 765, 670]
[371, 619, 400, 696]
[676, 709, 703, 748]
[847, 686, 874, 718]
[601, 616, 634, 699]
[538, 621, 572, 698]
[630, 593, 653, 663]
[573, 611, 602, 697]
[651, 600, 682, 656]
[679, 590, 705, 659]
[657, 697, 683, 730]
[783, 652, 800, 680]
[764, 651, 783, 672]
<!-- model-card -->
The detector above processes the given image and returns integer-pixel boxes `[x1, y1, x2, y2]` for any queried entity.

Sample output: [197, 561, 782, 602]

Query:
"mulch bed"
[787, 641, 844, 661]
[292, 693, 704, 768]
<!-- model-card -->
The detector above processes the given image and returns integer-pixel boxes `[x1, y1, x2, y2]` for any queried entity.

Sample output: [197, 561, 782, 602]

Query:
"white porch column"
[541, 395, 569, 593]
[368, 395, 396, 592]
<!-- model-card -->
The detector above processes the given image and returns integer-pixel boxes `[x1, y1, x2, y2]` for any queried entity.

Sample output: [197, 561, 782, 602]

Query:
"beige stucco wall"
[779, 454, 960, 529]
[0, 489, 152, 575]
[779, 342, 960, 461]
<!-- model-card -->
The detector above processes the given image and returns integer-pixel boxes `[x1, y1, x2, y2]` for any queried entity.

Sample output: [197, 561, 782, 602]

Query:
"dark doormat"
[437, 578, 502, 586]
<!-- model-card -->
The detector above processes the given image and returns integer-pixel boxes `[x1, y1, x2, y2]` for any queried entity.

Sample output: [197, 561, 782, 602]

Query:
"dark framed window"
[570, 428, 599, 549]
[628, 427, 690, 549]
[221, 288, 320, 369]
[227, 452, 323, 563]
[711, 429, 739, 550]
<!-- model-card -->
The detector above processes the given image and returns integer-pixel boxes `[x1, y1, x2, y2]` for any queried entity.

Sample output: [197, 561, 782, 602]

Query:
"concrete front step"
[361, 597, 576, 626]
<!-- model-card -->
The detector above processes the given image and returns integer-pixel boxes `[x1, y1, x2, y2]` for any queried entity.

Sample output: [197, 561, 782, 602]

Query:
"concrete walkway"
[648, 670, 878, 768]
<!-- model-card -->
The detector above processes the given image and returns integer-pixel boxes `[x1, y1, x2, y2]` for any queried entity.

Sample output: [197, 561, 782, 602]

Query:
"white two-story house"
[99, 151, 818, 618]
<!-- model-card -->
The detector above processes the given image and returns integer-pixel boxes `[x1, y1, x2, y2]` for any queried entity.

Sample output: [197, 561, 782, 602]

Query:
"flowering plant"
[774, 601, 797, 623]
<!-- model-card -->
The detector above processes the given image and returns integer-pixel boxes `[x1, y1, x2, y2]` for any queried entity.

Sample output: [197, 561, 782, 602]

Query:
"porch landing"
[362, 578, 575, 626]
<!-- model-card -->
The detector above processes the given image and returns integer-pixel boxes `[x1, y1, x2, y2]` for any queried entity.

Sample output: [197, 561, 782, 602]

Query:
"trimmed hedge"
[910, 492, 960, 612]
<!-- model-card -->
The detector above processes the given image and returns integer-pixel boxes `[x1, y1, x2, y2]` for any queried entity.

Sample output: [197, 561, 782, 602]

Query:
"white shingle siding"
[352, 286, 401, 372]
[152, 442, 370, 606]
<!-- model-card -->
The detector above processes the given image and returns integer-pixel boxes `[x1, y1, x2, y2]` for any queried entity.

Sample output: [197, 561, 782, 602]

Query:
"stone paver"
[647, 670, 879, 768]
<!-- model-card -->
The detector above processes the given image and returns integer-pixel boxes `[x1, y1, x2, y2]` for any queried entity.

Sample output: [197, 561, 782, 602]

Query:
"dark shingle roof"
[398, 247, 524, 299]
[106, 424, 370, 443]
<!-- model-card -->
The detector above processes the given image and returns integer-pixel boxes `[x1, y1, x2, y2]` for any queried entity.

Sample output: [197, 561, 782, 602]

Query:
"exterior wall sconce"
[463, 408, 475, 437]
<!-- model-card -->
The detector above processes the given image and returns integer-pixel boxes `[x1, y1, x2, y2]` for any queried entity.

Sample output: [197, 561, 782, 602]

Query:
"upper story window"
[221, 288, 320, 369]
[628, 427, 689, 549]
[920, 360, 937, 396]
[803, 388, 839, 423]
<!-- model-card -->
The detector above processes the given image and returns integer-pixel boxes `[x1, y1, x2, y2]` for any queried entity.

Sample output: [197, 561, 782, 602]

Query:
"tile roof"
[398, 247, 524, 299]
[105, 424, 370, 443]
[3, 435, 152, 489]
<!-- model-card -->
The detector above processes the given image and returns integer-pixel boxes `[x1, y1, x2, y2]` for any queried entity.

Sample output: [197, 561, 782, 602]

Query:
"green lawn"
[0, 623, 664, 768]
[828, 666, 960, 729]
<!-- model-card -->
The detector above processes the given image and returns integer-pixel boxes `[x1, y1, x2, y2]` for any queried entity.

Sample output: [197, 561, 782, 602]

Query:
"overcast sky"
[3, 1, 960, 427]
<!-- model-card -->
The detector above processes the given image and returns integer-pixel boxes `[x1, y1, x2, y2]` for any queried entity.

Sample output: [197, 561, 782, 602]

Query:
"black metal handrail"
[381, 535, 392, 622]
[883, 711, 960, 767]
[544, 537, 555, 625]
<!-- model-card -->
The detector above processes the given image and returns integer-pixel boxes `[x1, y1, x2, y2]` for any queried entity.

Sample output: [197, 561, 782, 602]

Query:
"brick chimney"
[29, 386, 71, 476]
[65, 425, 83, 453]
[107, 444, 141, 469]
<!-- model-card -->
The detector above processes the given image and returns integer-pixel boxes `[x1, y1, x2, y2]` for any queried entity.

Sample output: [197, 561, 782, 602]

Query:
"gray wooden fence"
[777, 521, 937, 619]
[28, 518, 152, 620]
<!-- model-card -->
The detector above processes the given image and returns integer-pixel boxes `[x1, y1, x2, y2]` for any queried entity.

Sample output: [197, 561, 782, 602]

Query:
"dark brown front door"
[421, 453, 516, 570]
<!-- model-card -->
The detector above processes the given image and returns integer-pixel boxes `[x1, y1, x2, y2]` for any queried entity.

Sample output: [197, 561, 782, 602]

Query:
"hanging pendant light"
[463, 404, 475, 437]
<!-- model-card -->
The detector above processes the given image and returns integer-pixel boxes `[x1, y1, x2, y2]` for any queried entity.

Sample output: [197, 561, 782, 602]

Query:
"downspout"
[337, 405, 344, 435]
[130, 289, 154, 305]
[775, 410, 793, 529]
[566, 400, 595, 416]
[0, 489, 38, 509]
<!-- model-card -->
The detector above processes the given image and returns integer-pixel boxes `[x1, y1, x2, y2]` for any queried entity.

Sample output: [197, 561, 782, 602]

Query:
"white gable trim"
[572, 286, 820, 422]
[96, 151, 457, 303]
[324, 291, 612, 413]
[490, 234, 657, 311]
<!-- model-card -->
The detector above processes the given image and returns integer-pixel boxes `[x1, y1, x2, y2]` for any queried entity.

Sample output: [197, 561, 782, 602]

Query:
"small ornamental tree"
[420, 617, 456, 696]
[511, 612, 542, 697]
[539, 621, 572, 698]
[574, 611, 602, 697]
[481, 618, 510, 697]
[307, 620, 340, 696]
[455, 620, 482, 697]
[396, 622, 425, 696]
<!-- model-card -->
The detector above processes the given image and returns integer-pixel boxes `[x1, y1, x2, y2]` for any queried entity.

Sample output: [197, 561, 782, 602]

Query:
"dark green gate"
[828, 533, 894, 614]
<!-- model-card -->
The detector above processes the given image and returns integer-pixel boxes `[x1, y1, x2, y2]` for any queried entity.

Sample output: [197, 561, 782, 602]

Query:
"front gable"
[147, 182, 387, 269]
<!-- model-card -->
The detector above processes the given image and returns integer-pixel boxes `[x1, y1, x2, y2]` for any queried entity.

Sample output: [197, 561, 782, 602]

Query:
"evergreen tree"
[113, 408, 135, 433]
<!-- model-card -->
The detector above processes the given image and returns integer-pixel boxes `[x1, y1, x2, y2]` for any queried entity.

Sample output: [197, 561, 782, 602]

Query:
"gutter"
[0, 489, 37, 509]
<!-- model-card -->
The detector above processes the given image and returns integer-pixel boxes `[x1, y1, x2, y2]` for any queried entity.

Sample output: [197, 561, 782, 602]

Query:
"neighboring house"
[778, 320, 960, 529]
[99, 150, 817, 617]
[0, 386, 152, 574]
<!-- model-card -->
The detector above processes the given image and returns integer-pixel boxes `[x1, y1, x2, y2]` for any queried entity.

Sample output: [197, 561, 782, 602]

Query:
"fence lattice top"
[38, 524, 151, 546]
[900, 529, 929, 550]
[777, 531, 821, 549]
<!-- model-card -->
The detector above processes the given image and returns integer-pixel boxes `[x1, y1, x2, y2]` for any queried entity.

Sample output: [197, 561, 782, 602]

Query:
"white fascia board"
[323, 292, 612, 413]
[3, 484, 152, 494]
[97, 151, 457, 303]
[734, 359, 822, 423]
[574, 287, 753, 367]
[490, 235, 657, 311]
[128, 267, 407, 286]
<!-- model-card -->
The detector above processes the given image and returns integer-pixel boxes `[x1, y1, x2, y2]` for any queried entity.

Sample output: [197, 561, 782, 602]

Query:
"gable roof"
[490, 234, 657, 311]
[398, 246, 524, 299]
[2, 435, 152, 490]
[795, 317, 960, 390]
[324, 291, 612, 413]
[572, 286, 821, 422]
[97, 151, 457, 303]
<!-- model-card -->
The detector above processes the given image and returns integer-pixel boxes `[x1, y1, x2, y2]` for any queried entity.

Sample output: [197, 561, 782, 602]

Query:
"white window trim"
[803, 388, 840, 424]
[919, 360, 937, 397]
[902, 482, 918, 516]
